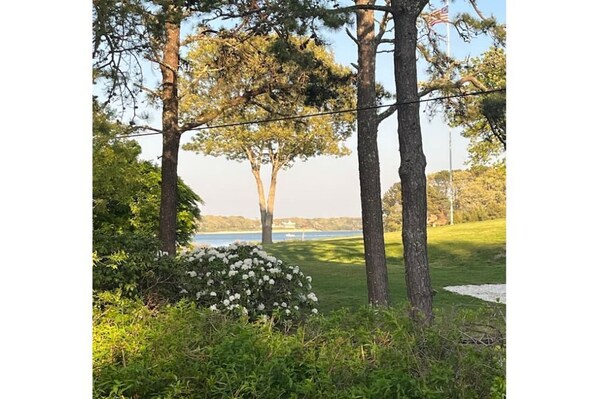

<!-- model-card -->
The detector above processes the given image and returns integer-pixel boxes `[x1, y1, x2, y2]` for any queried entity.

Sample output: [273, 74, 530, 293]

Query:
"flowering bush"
[178, 243, 318, 320]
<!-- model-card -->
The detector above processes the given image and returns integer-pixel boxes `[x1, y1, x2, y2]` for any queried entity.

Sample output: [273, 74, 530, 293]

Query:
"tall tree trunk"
[263, 164, 280, 245]
[392, 0, 434, 323]
[251, 167, 273, 245]
[159, 19, 181, 255]
[356, 0, 390, 307]
[261, 213, 274, 245]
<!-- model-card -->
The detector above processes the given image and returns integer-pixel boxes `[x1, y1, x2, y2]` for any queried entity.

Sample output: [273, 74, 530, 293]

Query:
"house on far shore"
[281, 220, 296, 229]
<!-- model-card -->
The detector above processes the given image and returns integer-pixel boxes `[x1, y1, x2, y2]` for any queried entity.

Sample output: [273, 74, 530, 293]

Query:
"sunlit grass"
[265, 219, 506, 314]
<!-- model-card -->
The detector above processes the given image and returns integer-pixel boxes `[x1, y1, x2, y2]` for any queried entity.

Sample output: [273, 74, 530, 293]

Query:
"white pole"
[446, 0, 454, 225]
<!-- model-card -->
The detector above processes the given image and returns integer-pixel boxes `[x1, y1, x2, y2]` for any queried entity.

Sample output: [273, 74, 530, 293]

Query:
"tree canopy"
[444, 47, 506, 165]
[181, 35, 355, 163]
[181, 33, 355, 243]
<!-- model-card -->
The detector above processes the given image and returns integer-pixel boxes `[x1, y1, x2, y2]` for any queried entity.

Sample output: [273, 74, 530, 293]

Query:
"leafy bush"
[93, 101, 202, 248]
[92, 101, 203, 305]
[178, 243, 319, 321]
[93, 233, 188, 305]
[93, 293, 505, 399]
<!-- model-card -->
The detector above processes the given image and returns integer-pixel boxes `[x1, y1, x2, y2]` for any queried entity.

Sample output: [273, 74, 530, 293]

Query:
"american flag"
[426, 5, 449, 26]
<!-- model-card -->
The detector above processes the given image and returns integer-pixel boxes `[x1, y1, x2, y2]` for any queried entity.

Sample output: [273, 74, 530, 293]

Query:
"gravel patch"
[443, 284, 506, 304]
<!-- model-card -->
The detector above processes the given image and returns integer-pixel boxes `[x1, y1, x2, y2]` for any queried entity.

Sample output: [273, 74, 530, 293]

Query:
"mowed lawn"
[265, 219, 506, 314]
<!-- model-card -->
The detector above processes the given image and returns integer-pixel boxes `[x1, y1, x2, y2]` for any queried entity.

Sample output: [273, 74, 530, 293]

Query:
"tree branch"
[417, 75, 488, 100]
[456, 75, 488, 91]
[345, 27, 359, 45]
[376, 75, 490, 125]
[134, 83, 160, 98]
[116, 124, 163, 138]
[467, 0, 488, 20]
[336, 4, 393, 14]
[376, 104, 397, 124]
[180, 85, 269, 132]
[181, 28, 219, 46]
[144, 55, 177, 74]
[375, 10, 393, 45]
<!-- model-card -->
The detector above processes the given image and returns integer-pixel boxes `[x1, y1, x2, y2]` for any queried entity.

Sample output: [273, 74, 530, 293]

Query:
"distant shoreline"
[195, 229, 361, 235]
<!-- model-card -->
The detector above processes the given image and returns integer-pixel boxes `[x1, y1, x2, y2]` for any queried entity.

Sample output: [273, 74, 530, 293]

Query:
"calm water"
[193, 230, 362, 247]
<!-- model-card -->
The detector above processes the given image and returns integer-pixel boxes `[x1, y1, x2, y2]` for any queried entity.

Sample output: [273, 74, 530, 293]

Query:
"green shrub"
[93, 101, 202, 249]
[178, 243, 319, 321]
[93, 293, 505, 399]
[93, 233, 188, 305]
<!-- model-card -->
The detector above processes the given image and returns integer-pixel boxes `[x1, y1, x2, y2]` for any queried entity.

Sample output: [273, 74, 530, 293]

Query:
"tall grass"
[94, 293, 506, 399]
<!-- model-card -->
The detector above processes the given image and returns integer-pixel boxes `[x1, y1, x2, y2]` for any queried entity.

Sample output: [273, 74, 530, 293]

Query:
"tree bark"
[261, 213, 273, 245]
[158, 19, 181, 255]
[262, 164, 280, 245]
[356, 0, 390, 307]
[392, 0, 434, 323]
[251, 166, 273, 245]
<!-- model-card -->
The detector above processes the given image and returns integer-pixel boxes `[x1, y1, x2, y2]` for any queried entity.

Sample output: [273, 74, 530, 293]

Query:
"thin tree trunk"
[159, 19, 181, 256]
[356, 0, 390, 307]
[392, 0, 434, 323]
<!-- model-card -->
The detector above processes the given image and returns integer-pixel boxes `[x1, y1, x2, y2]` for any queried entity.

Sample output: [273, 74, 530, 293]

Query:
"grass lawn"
[265, 218, 506, 314]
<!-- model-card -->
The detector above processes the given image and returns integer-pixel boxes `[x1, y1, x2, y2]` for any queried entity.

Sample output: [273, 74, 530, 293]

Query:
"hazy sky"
[133, 0, 506, 219]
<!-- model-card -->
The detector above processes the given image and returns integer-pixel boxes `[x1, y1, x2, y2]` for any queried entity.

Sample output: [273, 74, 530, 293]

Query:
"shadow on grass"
[265, 232, 505, 314]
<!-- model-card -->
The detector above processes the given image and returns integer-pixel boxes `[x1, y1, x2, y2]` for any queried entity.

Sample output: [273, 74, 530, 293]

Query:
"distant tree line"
[196, 216, 363, 232]
[382, 165, 505, 232]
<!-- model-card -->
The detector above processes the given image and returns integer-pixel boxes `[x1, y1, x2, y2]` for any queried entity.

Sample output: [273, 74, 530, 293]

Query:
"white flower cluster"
[179, 243, 319, 320]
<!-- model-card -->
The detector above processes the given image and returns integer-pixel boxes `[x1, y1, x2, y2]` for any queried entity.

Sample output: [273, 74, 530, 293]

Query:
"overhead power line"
[117, 88, 506, 139]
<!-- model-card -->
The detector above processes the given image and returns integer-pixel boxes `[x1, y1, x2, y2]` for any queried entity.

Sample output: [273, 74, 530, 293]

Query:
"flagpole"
[446, 0, 454, 226]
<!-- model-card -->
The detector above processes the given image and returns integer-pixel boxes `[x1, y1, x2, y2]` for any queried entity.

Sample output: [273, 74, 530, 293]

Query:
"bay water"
[193, 230, 362, 247]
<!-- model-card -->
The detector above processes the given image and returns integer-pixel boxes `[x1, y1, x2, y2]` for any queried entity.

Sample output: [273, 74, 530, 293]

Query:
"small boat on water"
[285, 232, 306, 240]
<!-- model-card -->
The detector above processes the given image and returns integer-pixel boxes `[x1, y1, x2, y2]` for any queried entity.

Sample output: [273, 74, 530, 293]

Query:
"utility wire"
[117, 88, 505, 139]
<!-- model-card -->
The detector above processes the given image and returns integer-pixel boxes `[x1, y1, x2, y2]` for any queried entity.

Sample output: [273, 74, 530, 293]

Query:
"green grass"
[265, 218, 506, 314]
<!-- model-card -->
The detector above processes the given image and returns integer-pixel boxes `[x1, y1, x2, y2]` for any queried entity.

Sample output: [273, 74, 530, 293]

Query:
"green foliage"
[93, 0, 352, 108]
[93, 103, 202, 246]
[448, 48, 506, 166]
[452, 12, 506, 48]
[418, 4, 506, 166]
[452, 165, 506, 224]
[92, 235, 190, 304]
[93, 103, 203, 300]
[93, 294, 505, 399]
[382, 165, 506, 231]
[381, 181, 403, 232]
[179, 243, 319, 321]
[181, 33, 356, 168]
